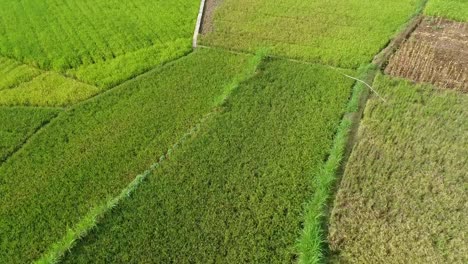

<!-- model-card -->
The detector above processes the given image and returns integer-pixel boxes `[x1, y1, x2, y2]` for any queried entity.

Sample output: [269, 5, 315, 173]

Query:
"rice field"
[201, 0, 425, 68]
[1, 0, 466, 263]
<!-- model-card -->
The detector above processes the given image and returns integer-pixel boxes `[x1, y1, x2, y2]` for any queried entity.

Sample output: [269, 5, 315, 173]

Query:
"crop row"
[201, 0, 425, 69]
[0, 49, 255, 263]
[329, 75, 468, 263]
[60, 59, 355, 263]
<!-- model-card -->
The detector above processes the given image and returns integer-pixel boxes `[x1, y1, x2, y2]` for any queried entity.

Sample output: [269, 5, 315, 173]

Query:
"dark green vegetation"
[0, 49, 255, 263]
[0, 0, 199, 88]
[61, 60, 355, 263]
[329, 75, 468, 263]
[201, 0, 424, 68]
[425, 0, 468, 21]
[0, 107, 59, 163]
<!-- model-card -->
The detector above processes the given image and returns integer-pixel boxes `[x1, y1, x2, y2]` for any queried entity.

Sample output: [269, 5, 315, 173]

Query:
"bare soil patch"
[386, 17, 468, 92]
[200, 0, 224, 34]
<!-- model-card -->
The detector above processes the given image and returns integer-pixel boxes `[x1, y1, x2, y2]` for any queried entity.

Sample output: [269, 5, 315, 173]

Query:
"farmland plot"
[201, 0, 424, 68]
[0, 0, 199, 87]
[329, 75, 468, 263]
[61, 60, 355, 263]
[0, 107, 59, 164]
[0, 49, 254, 263]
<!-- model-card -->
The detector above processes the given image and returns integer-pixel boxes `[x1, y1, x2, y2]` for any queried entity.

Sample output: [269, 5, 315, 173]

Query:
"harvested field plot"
[329, 75, 468, 263]
[0, 0, 199, 87]
[61, 60, 355, 263]
[0, 107, 59, 163]
[386, 17, 468, 92]
[201, 0, 424, 68]
[425, 0, 468, 21]
[0, 50, 254, 263]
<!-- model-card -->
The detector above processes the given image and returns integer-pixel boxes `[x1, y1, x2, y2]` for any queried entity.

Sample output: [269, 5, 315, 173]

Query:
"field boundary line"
[71, 50, 193, 110]
[193, 0, 207, 48]
[0, 110, 62, 167]
[296, 64, 373, 264]
[35, 51, 265, 264]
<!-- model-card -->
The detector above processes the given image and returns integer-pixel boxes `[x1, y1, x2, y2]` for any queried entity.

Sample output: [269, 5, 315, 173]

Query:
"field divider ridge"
[35, 50, 266, 264]
[72, 50, 194, 109]
[296, 1, 429, 262]
[0, 109, 62, 167]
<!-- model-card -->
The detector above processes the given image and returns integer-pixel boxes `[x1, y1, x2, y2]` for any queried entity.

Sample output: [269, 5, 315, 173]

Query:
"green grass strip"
[296, 65, 376, 264]
[36, 112, 210, 264]
[35, 49, 265, 264]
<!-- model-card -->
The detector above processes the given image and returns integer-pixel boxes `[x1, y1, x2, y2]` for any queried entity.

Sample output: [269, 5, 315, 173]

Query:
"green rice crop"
[201, 0, 424, 69]
[0, 49, 254, 263]
[0, 0, 199, 86]
[0, 56, 41, 91]
[0, 72, 99, 107]
[67, 39, 191, 89]
[61, 59, 355, 263]
[0, 107, 59, 164]
[425, 0, 468, 21]
[329, 75, 468, 263]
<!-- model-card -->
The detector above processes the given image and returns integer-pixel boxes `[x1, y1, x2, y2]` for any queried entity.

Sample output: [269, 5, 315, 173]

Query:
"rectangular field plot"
[61, 60, 355, 263]
[0, 0, 200, 87]
[0, 107, 59, 163]
[0, 49, 253, 263]
[329, 75, 468, 263]
[425, 0, 468, 21]
[201, 0, 423, 68]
